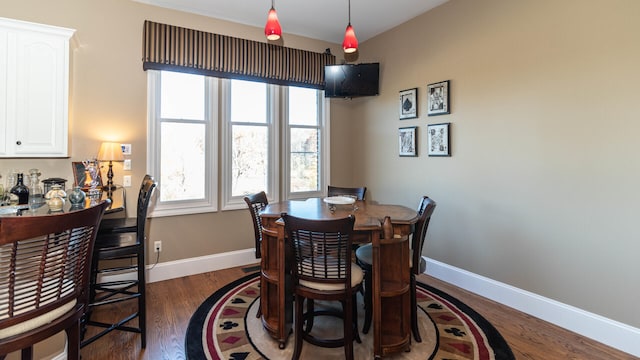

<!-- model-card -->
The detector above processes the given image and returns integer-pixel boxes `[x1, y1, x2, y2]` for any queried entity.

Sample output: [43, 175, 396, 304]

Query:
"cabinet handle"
[16, 141, 22, 145]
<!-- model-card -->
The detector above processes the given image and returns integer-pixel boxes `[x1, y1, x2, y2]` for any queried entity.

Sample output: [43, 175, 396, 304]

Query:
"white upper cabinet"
[0, 17, 75, 157]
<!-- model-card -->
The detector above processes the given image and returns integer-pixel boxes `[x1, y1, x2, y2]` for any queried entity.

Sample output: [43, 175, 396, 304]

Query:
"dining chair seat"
[299, 263, 364, 291]
[356, 244, 426, 273]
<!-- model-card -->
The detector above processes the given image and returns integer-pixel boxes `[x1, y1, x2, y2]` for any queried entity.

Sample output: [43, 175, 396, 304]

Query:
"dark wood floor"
[80, 264, 634, 360]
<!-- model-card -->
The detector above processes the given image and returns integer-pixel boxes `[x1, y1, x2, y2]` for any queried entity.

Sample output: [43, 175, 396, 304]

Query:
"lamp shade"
[264, 7, 282, 40]
[342, 24, 358, 53]
[97, 142, 124, 162]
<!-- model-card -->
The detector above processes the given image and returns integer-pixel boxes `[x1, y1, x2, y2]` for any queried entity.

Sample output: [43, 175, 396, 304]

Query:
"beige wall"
[350, 0, 640, 328]
[0, 0, 342, 265]
[2, 0, 638, 332]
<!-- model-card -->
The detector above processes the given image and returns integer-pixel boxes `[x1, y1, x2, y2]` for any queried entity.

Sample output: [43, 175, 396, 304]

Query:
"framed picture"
[399, 88, 418, 119]
[399, 126, 417, 157]
[72, 161, 103, 190]
[427, 123, 451, 156]
[427, 80, 450, 116]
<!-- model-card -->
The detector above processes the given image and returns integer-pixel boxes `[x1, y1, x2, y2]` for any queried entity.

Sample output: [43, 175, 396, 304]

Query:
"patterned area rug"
[185, 272, 514, 360]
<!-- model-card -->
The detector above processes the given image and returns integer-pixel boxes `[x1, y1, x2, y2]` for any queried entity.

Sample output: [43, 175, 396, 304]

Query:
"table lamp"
[97, 142, 124, 191]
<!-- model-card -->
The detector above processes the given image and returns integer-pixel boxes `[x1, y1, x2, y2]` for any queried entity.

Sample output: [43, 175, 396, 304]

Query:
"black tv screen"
[324, 63, 379, 98]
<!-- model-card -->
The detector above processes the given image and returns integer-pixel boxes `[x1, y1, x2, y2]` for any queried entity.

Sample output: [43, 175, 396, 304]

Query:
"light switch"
[123, 159, 131, 171]
[123, 175, 132, 187]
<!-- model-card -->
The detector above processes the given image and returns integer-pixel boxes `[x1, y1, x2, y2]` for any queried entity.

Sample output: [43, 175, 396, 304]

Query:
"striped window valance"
[142, 20, 335, 90]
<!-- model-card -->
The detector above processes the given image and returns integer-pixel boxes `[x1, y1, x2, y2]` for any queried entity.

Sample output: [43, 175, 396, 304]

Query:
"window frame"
[220, 79, 280, 210]
[283, 87, 330, 200]
[147, 70, 218, 217]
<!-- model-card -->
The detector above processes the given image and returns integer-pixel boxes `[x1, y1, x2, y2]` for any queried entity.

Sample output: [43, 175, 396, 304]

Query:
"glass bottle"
[28, 169, 44, 208]
[10, 173, 29, 205]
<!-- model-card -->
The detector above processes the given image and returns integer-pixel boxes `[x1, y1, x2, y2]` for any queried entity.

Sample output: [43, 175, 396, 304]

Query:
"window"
[147, 70, 217, 217]
[287, 86, 325, 195]
[149, 71, 329, 215]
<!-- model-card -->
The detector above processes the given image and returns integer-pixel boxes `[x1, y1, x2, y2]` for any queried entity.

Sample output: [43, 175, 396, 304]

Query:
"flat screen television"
[324, 63, 379, 98]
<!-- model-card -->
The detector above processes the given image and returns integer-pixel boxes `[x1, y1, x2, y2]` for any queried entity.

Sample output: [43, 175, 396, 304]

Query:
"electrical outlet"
[154, 241, 162, 253]
[123, 159, 131, 171]
[123, 175, 132, 187]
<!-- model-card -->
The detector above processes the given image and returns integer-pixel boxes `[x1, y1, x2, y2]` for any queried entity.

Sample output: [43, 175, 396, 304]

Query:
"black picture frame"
[399, 126, 417, 157]
[427, 80, 450, 116]
[399, 88, 418, 119]
[427, 123, 451, 157]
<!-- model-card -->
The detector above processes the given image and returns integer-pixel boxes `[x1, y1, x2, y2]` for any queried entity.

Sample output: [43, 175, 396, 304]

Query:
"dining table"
[258, 197, 419, 351]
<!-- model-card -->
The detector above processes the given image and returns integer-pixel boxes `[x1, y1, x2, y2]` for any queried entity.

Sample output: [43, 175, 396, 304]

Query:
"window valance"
[142, 20, 335, 90]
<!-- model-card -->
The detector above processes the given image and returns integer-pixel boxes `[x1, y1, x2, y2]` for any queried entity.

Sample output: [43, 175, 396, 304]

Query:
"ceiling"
[132, 0, 449, 45]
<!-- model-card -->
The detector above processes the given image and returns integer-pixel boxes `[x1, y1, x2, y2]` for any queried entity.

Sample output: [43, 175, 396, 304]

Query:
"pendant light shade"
[264, 0, 282, 41]
[343, 0, 358, 53]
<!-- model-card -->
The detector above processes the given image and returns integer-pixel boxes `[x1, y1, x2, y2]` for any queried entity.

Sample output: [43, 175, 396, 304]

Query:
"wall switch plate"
[123, 175, 132, 187]
[123, 159, 131, 170]
[121, 143, 132, 155]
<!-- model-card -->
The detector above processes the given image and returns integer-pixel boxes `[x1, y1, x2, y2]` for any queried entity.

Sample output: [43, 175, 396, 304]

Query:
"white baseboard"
[424, 257, 640, 358]
[146, 248, 258, 283]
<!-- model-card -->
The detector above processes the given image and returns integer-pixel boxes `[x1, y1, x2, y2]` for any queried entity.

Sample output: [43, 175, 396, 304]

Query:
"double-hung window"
[147, 70, 217, 217]
[148, 71, 329, 216]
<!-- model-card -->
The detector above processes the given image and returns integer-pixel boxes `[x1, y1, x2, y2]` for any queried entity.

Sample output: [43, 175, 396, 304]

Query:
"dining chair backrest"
[0, 201, 108, 357]
[412, 196, 437, 275]
[135, 175, 157, 237]
[327, 186, 367, 200]
[283, 213, 356, 287]
[243, 191, 269, 259]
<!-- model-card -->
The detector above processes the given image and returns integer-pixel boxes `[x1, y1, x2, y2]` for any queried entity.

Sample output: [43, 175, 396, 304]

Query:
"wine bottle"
[10, 173, 29, 205]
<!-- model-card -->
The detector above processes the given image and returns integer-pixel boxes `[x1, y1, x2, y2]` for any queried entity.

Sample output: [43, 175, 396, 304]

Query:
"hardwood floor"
[80, 265, 634, 360]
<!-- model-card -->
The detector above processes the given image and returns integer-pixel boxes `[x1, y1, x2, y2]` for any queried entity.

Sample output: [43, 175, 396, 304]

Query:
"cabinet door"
[13, 30, 69, 156]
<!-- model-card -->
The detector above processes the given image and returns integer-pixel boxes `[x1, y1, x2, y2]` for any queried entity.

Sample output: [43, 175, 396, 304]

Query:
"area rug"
[185, 272, 514, 360]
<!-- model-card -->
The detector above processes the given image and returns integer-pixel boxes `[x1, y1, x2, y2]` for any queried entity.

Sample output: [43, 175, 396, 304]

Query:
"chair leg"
[344, 295, 354, 360]
[66, 320, 81, 360]
[20, 347, 32, 360]
[304, 299, 315, 333]
[352, 293, 361, 344]
[362, 268, 372, 334]
[292, 294, 304, 360]
[411, 274, 422, 343]
[138, 248, 147, 348]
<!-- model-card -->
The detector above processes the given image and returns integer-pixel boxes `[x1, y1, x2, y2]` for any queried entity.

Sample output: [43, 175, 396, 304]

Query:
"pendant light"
[342, 0, 358, 53]
[264, 0, 282, 41]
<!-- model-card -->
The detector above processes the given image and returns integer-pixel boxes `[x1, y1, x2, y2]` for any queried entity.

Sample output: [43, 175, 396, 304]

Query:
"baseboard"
[424, 257, 640, 358]
[146, 248, 258, 283]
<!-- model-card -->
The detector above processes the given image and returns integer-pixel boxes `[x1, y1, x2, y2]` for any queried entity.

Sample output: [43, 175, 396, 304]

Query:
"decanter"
[28, 168, 44, 208]
[10, 173, 29, 205]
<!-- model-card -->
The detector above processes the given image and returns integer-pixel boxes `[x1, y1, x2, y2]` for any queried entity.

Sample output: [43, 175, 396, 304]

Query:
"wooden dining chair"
[327, 185, 367, 200]
[408, 196, 436, 342]
[243, 191, 268, 259]
[282, 213, 363, 360]
[81, 175, 157, 349]
[355, 195, 436, 342]
[0, 202, 108, 360]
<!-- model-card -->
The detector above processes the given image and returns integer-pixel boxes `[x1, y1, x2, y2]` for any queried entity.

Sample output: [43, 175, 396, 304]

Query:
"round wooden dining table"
[258, 197, 418, 350]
